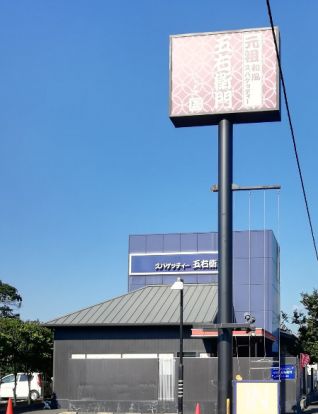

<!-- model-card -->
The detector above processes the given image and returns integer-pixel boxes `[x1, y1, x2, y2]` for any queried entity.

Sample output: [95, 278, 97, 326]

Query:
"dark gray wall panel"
[66, 360, 158, 401]
[53, 337, 212, 357]
[55, 357, 300, 414]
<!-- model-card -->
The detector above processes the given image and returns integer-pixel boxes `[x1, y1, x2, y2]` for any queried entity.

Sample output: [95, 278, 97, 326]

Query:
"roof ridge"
[45, 284, 218, 326]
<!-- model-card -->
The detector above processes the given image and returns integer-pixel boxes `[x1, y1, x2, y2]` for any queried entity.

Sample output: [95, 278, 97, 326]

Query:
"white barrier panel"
[234, 380, 279, 414]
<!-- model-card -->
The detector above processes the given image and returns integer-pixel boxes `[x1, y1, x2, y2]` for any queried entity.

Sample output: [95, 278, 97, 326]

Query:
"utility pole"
[217, 119, 233, 414]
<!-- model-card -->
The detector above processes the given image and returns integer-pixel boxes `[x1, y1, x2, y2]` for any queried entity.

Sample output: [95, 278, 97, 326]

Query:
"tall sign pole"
[169, 27, 280, 414]
[218, 119, 233, 414]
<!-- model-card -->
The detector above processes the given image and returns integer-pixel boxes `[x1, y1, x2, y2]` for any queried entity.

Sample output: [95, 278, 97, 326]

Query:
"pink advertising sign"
[169, 27, 280, 127]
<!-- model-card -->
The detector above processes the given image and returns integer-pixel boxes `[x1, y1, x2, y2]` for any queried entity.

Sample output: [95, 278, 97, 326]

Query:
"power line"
[266, 0, 318, 262]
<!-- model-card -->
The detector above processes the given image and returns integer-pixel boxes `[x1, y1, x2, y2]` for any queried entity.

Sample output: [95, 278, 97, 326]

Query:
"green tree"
[293, 289, 318, 363]
[0, 318, 53, 404]
[0, 317, 24, 404]
[17, 321, 53, 403]
[0, 282, 53, 404]
[19, 321, 53, 376]
[0, 281, 22, 318]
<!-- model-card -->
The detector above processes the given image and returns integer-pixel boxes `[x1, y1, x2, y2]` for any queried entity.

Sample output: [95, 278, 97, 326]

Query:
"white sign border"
[129, 251, 219, 276]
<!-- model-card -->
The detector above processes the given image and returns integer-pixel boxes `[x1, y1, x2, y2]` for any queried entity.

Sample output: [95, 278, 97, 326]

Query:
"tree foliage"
[0, 317, 22, 376]
[293, 289, 318, 363]
[0, 318, 53, 373]
[0, 318, 53, 404]
[0, 280, 22, 318]
[0, 281, 53, 404]
[19, 321, 53, 375]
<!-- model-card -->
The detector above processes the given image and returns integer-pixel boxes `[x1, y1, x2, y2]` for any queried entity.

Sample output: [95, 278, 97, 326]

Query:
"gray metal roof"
[45, 284, 218, 327]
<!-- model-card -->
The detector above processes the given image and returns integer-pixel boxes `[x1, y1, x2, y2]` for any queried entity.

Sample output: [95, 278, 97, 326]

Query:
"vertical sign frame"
[169, 27, 280, 127]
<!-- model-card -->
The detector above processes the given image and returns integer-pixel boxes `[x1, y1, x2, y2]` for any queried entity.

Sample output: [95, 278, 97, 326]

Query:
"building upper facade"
[128, 230, 280, 339]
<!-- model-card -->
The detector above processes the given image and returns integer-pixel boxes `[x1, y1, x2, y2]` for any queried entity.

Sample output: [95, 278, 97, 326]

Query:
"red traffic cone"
[195, 402, 201, 414]
[6, 398, 13, 414]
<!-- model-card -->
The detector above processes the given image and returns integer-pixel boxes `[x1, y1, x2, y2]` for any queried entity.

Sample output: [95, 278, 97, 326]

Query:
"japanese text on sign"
[243, 32, 263, 108]
[271, 365, 295, 380]
[155, 259, 218, 272]
[129, 252, 219, 276]
[214, 34, 232, 111]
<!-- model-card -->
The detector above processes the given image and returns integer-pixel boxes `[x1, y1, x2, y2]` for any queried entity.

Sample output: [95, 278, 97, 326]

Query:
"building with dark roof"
[46, 231, 301, 413]
[47, 284, 218, 327]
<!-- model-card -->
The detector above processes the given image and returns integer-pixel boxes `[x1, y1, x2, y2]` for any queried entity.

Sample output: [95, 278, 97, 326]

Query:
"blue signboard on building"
[129, 252, 218, 276]
[271, 365, 295, 380]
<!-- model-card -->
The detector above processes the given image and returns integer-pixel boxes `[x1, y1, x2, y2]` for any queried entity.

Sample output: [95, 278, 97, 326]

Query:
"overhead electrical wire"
[265, 0, 318, 262]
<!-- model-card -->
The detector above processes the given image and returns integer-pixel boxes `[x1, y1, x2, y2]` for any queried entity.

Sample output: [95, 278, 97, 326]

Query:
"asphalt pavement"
[0, 401, 64, 414]
[1, 397, 318, 414]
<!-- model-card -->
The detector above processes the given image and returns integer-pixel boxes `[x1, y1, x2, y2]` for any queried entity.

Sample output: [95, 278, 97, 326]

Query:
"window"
[122, 354, 157, 359]
[176, 351, 197, 358]
[86, 354, 121, 359]
[158, 354, 174, 401]
[71, 353, 158, 360]
[1, 375, 14, 383]
[19, 374, 32, 382]
[71, 354, 86, 359]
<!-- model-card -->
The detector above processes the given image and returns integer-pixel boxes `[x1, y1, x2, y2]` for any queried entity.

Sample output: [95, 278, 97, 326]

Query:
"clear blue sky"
[0, 0, 317, 323]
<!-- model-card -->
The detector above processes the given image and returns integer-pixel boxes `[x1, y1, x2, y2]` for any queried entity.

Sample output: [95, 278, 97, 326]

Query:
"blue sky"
[0, 0, 317, 323]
